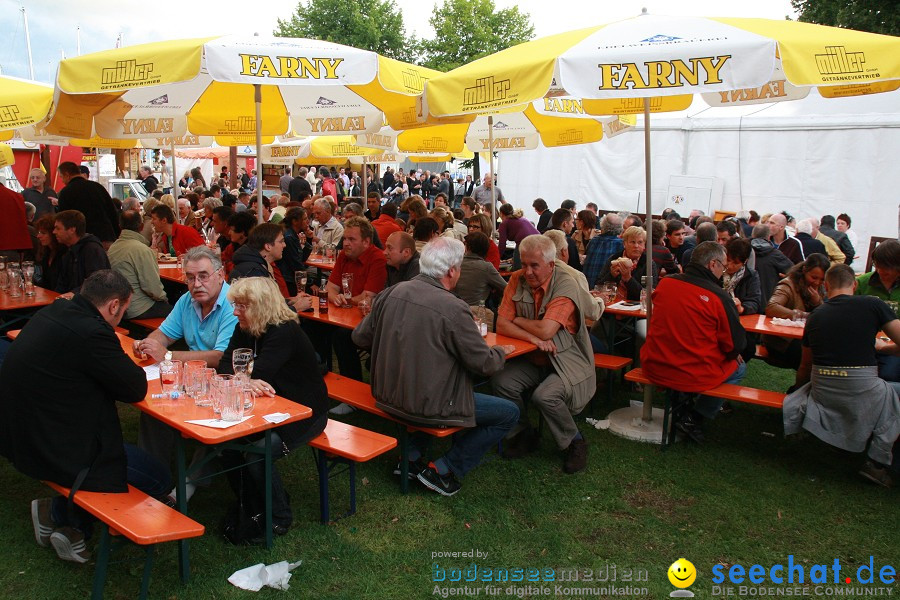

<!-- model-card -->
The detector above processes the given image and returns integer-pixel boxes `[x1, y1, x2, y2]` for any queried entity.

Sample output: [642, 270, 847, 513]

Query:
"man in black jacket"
[53, 210, 111, 295]
[0, 270, 170, 563]
[750, 223, 795, 304]
[56, 161, 119, 248]
[228, 223, 287, 286]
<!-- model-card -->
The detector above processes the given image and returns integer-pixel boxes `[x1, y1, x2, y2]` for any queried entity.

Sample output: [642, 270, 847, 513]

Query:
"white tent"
[498, 89, 900, 267]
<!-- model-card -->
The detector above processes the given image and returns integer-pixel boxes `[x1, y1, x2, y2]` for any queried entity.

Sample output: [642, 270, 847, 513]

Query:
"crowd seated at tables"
[2, 164, 900, 564]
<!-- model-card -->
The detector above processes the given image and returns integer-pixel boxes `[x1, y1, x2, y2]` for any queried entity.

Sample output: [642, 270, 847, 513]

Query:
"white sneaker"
[328, 403, 357, 416]
[50, 526, 91, 564]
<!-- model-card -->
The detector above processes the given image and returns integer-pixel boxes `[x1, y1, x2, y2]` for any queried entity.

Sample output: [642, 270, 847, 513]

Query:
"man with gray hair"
[641, 241, 747, 443]
[751, 223, 794, 304]
[794, 218, 827, 260]
[352, 237, 519, 496]
[582, 212, 625, 289]
[312, 197, 343, 247]
[131, 245, 239, 499]
[492, 234, 596, 474]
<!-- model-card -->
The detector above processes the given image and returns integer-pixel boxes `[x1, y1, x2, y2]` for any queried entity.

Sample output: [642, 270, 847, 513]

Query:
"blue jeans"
[51, 443, 171, 537]
[411, 393, 519, 479]
[693, 361, 748, 420]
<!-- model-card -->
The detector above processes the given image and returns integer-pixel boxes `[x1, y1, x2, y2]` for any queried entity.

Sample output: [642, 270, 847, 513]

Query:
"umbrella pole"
[170, 138, 176, 197]
[362, 156, 367, 203]
[488, 115, 496, 233]
[255, 84, 263, 223]
[642, 98, 654, 423]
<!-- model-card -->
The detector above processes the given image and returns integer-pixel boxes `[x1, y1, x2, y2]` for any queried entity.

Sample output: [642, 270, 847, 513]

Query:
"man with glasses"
[641, 241, 747, 443]
[132, 246, 239, 485]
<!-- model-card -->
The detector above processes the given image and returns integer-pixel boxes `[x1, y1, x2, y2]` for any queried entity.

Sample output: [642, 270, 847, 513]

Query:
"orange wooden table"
[739, 314, 804, 340]
[0, 286, 59, 331]
[297, 304, 537, 358]
[138, 378, 312, 574]
[157, 264, 186, 285]
[305, 257, 336, 271]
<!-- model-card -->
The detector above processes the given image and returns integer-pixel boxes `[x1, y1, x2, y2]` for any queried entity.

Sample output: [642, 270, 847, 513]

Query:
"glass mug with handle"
[232, 348, 253, 383]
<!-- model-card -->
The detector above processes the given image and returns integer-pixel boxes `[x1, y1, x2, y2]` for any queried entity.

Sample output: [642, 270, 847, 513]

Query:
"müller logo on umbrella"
[462, 76, 516, 109]
[100, 59, 160, 88]
[815, 46, 866, 76]
[0, 104, 22, 124]
[238, 54, 343, 79]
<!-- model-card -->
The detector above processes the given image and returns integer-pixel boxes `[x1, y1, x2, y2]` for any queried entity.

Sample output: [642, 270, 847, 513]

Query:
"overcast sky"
[0, 0, 797, 83]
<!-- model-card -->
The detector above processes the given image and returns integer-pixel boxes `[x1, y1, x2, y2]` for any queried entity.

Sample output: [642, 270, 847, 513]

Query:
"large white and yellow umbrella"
[0, 76, 54, 141]
[41, 35, 439, 220]
[420, 13, 900, 427]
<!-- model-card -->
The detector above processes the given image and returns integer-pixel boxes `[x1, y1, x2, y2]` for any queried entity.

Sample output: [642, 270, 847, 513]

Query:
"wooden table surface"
[0, 286, 59, 311]
[739, 314, 805, 340]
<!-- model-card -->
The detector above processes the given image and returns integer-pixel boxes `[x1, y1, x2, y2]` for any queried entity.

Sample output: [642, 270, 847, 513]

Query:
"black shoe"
[417, 464, 461, 496]
[718, 401, 733, 416]
[392, 457, 428, 480]
[859, 460, 893, 488]
[675, 412, 705, 444]
[501, 427, 539, 459]
[563, 438, 588, 474]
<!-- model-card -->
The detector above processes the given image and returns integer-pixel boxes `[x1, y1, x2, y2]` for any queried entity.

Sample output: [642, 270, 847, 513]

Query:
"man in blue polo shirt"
[132, 246, 238, 488]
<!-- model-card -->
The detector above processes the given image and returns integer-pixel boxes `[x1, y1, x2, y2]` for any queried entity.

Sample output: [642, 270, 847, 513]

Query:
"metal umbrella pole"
[641, 98, 654, 423]
[255, 84, 263, 224]
[488, 115, 496, 232]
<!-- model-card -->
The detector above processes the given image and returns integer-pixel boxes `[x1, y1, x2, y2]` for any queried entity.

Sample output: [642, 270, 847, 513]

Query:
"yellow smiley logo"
[668, 558, 697, 588]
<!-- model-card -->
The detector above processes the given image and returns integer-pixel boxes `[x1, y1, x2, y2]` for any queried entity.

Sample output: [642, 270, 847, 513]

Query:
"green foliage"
[420, 0, 535, 72]
[790, 0, 900, 35]
[274, 0, 419, 62]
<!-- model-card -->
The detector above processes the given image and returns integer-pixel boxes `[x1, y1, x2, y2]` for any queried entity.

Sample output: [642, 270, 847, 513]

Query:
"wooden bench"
[308, 420, 397, 523]
[624, 368, 786, 448]
[128, 317, 165, 331]
[44, 481, 204, 600]
[593, 353, 634, 411]
[324, 373, 463, 492]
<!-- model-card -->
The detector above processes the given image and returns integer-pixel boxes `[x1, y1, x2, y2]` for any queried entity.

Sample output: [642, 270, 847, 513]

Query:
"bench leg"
[661, 391, 673, 451]
[399, 428, 410, 494]
[139, 546, 155, 600]
[263, 430, 274, 549]
[316, 449, 330, 524]
[91, 526, 111, 600]
[174, 435, 190, 583]
[349, 462, 357, 517]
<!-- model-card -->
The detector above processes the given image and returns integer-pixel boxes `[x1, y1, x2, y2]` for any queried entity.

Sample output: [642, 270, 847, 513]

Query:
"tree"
[790, 0, 900, 36]
[274, 0, 418, 62]
[420, 0, 535, 72]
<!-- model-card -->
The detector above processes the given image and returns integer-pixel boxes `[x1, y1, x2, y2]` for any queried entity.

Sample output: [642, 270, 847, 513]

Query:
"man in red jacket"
[150, 204, 204, 257]
[641, 241, 747, 443]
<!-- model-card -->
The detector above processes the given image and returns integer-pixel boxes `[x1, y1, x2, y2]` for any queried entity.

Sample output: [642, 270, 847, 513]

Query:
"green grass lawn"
[0, 360, 897, 599]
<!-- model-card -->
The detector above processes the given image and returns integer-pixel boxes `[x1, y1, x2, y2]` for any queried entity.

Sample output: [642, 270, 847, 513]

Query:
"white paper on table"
[263, 412, 291, 424]
[158, 263, 180, 269]
[769, 317, 805, 328]
[185, 416, 252, 429]
[608, 301, 643, 312]
[143, 364, 160, 381]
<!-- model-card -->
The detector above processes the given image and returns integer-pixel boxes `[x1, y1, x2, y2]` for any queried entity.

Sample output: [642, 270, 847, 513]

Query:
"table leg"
[399, 428, 409, 494]
[175, 435, 190, 583]
[264, 430, 273, 549]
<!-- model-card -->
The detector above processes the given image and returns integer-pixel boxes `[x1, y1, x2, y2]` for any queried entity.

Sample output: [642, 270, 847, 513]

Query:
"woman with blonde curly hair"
[218, 277, 328, 542]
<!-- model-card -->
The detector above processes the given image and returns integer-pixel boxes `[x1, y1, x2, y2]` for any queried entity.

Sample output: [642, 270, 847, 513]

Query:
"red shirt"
[272, 264, 290, 298]
[163, 223, 205, 256]
[486, 240, 501, 270]
[372, 213, 402, 245]
[640, 275, 741, 392]
[328, 243, 387, 296]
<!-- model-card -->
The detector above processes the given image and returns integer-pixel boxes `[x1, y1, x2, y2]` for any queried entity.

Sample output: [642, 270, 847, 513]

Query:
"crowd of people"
[0, 161, 898, 563]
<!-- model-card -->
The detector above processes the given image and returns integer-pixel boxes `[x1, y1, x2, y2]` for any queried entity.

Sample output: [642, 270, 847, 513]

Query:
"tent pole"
[170, 137, 176, 197]
[255, 84, 263, 223]
[642, 98, 654, 423]
[488, 115, 496, 233]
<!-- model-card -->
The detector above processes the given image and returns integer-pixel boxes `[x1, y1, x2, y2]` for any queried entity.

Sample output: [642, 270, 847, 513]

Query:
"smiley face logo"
[668, 558, 696, 588]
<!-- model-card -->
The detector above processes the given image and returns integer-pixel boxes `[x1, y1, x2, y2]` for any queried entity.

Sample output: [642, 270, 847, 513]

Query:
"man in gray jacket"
[352, 237, 519, 496]
[107, 210, 171, 319]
